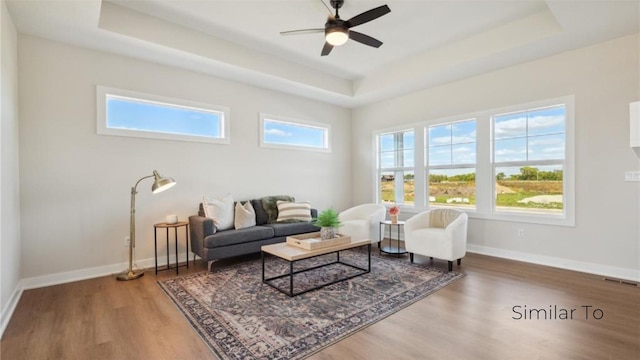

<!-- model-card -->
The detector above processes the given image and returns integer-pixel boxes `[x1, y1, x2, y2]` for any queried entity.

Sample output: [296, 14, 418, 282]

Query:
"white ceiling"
[6, 0, 640, 107]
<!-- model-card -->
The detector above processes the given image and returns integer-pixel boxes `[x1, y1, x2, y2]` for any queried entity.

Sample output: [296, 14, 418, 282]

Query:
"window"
[259, 114, 330, 152]
[492, 105, 565, 214]
[427, 119, 477, 209]
[377, 129, 415, 205]
[97, 86, 230, 144]
[372, 96, 574, 226]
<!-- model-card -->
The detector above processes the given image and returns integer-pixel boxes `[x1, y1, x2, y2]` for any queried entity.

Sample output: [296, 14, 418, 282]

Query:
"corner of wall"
[0, 281, 23, 339]
[0, 0, 23, 340]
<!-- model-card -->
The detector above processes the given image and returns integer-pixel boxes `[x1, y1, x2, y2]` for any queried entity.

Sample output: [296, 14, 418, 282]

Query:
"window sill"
[390, 205, 574, 227]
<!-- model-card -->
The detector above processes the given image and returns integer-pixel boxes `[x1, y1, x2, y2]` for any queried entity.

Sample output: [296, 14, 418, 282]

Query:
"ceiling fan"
[280, 0, 391, 56]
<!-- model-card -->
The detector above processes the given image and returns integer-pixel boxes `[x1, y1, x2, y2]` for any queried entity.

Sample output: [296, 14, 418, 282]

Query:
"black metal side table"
[153, 221, 189, 275]
[379, 220, 407, 256]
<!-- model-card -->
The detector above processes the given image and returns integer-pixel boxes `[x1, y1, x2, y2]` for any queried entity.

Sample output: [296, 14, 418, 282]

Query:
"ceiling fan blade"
[321, 42, 334, 56]
[349, 30, 383, 48]
[280, 28, 324, 36]
[345, 5, 390, 28]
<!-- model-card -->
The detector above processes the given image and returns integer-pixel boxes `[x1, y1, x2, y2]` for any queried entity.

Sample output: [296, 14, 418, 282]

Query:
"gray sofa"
[189, 197, 319, 271]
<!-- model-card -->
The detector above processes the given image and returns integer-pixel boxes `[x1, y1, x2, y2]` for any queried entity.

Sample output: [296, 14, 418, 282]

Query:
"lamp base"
[116, 269, 145, 281]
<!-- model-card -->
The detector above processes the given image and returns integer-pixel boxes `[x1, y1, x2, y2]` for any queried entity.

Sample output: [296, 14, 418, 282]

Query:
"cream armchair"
[404, 209, 468, 271]
[338, 204, 387, 244]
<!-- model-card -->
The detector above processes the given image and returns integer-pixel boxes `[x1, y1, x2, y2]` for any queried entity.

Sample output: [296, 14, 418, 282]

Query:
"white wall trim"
[0, 281, 24, 340]
[467, 244, 640, 282]
[21, 253, 190, 290]
[1, 253, 191, 339]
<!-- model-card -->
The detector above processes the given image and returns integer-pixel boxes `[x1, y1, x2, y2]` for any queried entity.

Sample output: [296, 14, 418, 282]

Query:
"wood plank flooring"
[2, 248, 639, 359]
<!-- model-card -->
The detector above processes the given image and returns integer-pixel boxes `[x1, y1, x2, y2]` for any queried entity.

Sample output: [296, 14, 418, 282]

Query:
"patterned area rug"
[158, 249, 464, 360]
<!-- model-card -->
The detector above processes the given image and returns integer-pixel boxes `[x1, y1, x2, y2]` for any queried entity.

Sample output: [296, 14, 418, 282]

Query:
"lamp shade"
[151, 170, 176, 194]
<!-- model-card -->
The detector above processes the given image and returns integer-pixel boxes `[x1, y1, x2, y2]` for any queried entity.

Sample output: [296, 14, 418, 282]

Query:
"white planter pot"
[320, 227, 336, 240]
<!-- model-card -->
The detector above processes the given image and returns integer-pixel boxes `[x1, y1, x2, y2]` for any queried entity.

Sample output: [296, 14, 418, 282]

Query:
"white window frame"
[426, 118, 477, 210]
[259, 113, 331, 152]
[96, 86, 230, 144]
[372, 95, 575, 227]
[486, 97, 574, 226]
[374, 127, 416, 208]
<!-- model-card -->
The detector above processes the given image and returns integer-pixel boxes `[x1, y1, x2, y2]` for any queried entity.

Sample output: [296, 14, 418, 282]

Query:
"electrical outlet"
[124, 236, 130, 247]
[517, 229, 525, 238]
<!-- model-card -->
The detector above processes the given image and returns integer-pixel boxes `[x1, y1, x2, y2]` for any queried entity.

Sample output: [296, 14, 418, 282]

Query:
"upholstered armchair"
[404, 209, 468, 271]
[338, 204, 387, 243]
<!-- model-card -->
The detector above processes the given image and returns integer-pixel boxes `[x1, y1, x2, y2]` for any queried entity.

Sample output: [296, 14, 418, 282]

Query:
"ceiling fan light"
[326, 28, 349, 46]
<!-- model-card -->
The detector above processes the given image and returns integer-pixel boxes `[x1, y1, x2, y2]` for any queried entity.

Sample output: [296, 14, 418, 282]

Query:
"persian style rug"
[158, 249, 465, 360]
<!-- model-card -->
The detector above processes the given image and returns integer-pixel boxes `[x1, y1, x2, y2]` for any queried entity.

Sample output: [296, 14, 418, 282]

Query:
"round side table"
[379, 220, 407, 256]
[153, 221, 189, 275]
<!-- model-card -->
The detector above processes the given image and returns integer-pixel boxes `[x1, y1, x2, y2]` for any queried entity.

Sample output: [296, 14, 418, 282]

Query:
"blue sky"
[379, 130, 414, 168]
[107, 96, 330, 148]
[107, 96, 222, 137]
[494, 105, 565, 162]
[429, 119, 476, 166]
[380, 106, 565, 177]
[263, 119, 327, 148]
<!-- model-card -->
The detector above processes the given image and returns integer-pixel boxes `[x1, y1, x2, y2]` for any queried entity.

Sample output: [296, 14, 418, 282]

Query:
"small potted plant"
[314, 208, 342, 240]
[389, 206, 400, 224]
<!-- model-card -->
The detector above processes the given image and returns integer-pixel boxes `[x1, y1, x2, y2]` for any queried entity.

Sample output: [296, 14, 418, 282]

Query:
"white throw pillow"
[202, 194, 234, 231]
[276, 201, 312, 222]
[234, 201, 256, 230]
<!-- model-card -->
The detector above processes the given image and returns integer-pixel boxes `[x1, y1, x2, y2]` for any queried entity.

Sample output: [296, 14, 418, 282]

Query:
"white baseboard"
[0, 281, 24, 340]
[467, 244, 640, 282]
[0, 252, 192, 339]
[20, 253, 191, 290]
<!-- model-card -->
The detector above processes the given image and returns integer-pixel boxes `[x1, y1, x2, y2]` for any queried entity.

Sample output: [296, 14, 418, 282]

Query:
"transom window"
[259, 114, 330, 152]
[97, 86, 229, 144]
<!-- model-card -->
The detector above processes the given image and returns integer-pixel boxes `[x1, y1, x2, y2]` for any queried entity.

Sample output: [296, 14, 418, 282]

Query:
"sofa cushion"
[276, 201, 312, 222]
[264, 222, 319, 237]
[261, 195, 295, 223]
[234, 201, 256, 230]
[203, 194, 235, 231]
[251, 199, 269, 225]
[204, 226, 275, 248]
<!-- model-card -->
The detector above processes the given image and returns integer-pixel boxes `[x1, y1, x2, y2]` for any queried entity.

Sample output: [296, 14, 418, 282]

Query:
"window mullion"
[413, 126, 425, 208]
[476, 114, 492, 213]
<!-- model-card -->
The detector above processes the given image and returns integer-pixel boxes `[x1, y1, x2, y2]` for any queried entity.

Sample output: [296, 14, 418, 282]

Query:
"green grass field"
[381, 180, 563, 210]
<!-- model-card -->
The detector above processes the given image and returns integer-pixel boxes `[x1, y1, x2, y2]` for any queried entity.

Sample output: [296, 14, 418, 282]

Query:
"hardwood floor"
[1, 251, 639, 359]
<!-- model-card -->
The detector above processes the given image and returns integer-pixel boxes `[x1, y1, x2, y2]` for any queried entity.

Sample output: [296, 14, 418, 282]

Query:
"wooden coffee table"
[261, 238, 371, 297]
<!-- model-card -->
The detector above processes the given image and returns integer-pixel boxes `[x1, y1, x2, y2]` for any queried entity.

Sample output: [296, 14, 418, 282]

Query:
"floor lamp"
[116, 170, 176, 281]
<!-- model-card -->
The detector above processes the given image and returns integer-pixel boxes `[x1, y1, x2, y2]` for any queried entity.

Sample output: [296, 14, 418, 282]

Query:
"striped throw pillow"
[276, 201, 312, 222]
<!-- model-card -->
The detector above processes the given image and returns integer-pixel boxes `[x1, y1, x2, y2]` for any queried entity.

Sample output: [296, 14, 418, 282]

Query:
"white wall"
[18, 35, 352, 279]
[352, 34, 640, 280]
[1, 0, 22, 335]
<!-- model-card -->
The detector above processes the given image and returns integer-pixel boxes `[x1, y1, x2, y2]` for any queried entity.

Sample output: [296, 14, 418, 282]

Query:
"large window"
[97, 86, 230, 144]
[373, 96, 574, 226]
[492, 105, 565, 214]
[377, 129, 415, 205]
[427, 119, 477, 209]
[259, 114, 330, 152]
